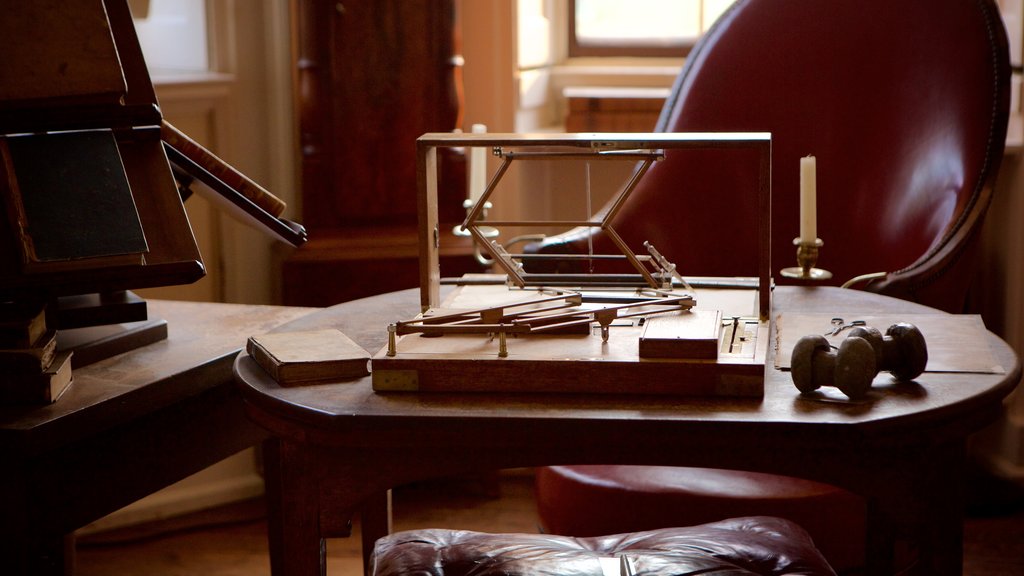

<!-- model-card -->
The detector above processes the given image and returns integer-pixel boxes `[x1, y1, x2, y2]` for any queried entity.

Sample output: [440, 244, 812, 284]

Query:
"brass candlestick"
[780, 237, 832, 280]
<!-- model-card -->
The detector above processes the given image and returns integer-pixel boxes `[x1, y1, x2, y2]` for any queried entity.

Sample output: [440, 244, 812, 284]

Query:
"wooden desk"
[0, 299, 314, 576]
[234, 287, 1021, 576]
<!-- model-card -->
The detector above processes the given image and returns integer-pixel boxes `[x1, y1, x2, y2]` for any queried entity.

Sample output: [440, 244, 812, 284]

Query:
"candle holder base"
[780, 237, 832, 281]
[780, 266, 833, 280]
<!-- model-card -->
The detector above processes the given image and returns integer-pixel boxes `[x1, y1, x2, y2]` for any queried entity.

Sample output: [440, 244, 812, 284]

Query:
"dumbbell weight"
[791, 334, 878, 400]
[846, 323, 928, 381]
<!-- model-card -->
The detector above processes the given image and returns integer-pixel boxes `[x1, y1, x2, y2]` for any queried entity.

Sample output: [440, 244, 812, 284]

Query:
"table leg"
[0, 477, 74, 576]
[864, 499, 897, 575]
[264, 438, 326, 576]
[360, 490, 392, 575]
[916, 440, 967, 575]
[862, 439, 967, 576]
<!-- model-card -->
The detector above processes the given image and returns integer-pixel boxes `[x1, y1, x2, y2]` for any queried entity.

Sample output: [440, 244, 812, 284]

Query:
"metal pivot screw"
[386, 323, 397, 357]
[595, 309, 616, 343]
[498, 331, 508, 358]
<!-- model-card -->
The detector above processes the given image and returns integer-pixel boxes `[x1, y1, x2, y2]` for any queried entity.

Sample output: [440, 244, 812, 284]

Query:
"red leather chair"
[528, 0, 1010, 313]
[532, 0, 1011, 573]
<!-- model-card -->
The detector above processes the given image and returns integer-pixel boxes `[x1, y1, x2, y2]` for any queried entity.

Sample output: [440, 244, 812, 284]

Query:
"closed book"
[0, 349, 73, 404]
[0, 300, 47, 348]
[0, 330, 57, 375]
[246, 328, 370, 386]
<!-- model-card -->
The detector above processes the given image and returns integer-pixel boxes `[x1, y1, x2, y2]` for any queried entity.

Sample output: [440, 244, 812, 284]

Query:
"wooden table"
[0, 299, 315, 576]
[234, 287, 1021, 576]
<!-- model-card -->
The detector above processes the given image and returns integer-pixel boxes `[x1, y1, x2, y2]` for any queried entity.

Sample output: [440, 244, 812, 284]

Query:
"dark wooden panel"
[285, 0, 481, 306]
[282, 227, 480, 307]
[294, 0, 464, 230]
[564, 90, 667, 133]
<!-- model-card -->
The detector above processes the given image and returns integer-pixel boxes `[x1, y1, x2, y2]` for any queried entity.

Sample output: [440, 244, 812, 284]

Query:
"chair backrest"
[532, 0, 1010, 312]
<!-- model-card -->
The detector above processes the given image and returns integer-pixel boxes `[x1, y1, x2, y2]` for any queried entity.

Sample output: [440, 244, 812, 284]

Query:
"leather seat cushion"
[536, 465, 864, 573]
[371, 516, 836, 576]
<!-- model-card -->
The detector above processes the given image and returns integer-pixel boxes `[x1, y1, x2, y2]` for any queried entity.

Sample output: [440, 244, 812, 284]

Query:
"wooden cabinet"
[563, 87, 668, 133]
[283, 0, 482, 306]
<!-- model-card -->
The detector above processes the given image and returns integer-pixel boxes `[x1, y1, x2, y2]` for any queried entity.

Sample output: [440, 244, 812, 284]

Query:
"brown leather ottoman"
[535, 465, 865, 574]
[370, 516, 836, 576]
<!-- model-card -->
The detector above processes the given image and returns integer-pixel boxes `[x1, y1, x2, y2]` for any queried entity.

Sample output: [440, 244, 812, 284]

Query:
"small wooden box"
[639, 310, 723, 360]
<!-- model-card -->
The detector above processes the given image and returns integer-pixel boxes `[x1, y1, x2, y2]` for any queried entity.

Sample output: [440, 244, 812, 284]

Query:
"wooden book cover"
[0, 0, 126, 108]
[0, 330, 57, 375]
[1, 130, 148, 273]
[0, 350, 73, 405]
[246, 328, 370, 386]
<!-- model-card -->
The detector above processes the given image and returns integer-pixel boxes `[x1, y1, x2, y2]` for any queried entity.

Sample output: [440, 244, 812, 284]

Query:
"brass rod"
[503, 150, 664, 161]
[461, 154, 513, 229]
[509, 253, 651, 260]
[602, 157, 657, 225]
[481, 220, 602, 227]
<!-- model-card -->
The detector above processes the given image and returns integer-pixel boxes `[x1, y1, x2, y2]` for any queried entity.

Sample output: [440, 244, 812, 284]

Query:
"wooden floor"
[75, 472, 540, 576]
[75, 468, 1024, 576]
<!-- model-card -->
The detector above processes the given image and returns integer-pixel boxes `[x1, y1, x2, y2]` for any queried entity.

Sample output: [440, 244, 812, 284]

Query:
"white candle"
[799, 155, 817, 243]
[468, 123, 487, 203]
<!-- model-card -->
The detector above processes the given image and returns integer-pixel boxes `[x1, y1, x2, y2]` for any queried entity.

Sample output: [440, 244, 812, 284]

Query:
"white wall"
[212, 0, 297, 305]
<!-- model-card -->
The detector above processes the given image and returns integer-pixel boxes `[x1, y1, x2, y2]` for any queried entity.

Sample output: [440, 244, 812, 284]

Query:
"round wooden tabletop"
[236, 286, 1020, 457]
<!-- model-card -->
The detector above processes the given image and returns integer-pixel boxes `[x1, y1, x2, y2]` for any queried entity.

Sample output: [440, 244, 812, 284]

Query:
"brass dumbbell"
[846, 323, 928, 381]
[791, 334, 877, 400]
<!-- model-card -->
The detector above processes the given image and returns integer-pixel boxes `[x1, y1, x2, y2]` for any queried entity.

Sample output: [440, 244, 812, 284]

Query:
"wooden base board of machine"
[372, 283, 768, 397]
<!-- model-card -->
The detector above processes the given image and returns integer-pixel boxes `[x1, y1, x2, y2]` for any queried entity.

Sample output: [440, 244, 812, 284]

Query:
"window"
[569, 0, 737, 58]
[131, 0, 209, 73]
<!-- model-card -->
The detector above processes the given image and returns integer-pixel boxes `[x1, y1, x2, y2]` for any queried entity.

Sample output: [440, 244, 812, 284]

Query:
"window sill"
[150, 70, 234, 88]
[1007, 113, 1023, 154]
[551, 58, 682, 93]
[149, 71, 235, 104]
[550, 64, 1023, 156]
